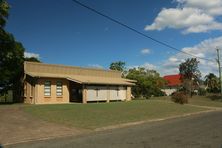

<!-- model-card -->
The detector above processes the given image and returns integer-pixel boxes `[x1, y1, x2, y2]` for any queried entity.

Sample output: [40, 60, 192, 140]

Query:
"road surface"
[6, 111, 222, 148]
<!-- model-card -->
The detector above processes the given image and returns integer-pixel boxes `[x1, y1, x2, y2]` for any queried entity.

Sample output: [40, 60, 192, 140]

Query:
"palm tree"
[205, 73, 219, 93]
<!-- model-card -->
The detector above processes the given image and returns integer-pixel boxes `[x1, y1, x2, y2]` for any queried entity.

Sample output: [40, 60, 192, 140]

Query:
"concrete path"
[6, 110, 222, 148]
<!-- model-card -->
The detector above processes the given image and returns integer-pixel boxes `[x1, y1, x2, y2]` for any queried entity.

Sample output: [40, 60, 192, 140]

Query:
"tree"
[205, 73, 219, 93]
[25, 57, 40, 62]
[126, 67, 166, 98]
[109, 61, 126, 72]
[109, 61, 126, 77]
[0, 32, 25, 101]
[0, 0, 9, 28]
[179, 58, 201, 97]
[0, 0, 25, 102]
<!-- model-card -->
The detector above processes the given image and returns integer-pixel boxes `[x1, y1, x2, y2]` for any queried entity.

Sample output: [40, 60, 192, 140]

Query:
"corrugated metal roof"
[25, 62, 135, 85]
[163, 74, 182, 87]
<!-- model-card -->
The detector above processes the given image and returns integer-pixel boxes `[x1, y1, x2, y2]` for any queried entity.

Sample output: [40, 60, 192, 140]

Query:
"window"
[44, 81, 51, 96]
[56, 81, 63, 96]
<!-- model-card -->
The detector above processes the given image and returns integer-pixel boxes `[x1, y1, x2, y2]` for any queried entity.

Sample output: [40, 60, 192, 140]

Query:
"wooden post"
[106, 86, 110, 103]
[82, 85, 87, 104]
[126, 86, 132, 101]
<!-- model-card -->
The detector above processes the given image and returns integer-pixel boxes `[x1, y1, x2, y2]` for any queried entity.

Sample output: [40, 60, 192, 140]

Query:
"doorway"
[69, 81, 82, 103]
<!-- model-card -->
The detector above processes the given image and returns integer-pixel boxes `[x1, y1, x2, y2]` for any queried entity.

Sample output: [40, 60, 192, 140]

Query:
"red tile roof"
[163, 74, 182, 87]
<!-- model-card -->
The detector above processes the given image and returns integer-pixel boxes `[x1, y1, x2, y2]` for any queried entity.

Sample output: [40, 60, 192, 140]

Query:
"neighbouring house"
[162, 74, 182, 96]
[23, 62, 136, 104]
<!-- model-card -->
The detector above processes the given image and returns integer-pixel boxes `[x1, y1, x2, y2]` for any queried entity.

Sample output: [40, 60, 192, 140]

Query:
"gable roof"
[163, 74, 182, 87]
[24, 62, 135, 85]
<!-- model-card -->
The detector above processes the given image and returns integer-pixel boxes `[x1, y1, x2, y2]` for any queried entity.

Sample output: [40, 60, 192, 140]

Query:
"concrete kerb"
[3, 104, 222, 146]
[95, 108, 222, 132]
[95, 102, 222, 132]
[2, 132, 90, 146]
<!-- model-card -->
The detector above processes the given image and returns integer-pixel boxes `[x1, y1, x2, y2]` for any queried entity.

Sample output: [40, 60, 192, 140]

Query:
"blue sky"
[6, 0, 222, 76]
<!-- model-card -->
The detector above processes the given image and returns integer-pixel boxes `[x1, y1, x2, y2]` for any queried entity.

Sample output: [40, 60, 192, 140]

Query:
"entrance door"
[69, 82, 82, 102]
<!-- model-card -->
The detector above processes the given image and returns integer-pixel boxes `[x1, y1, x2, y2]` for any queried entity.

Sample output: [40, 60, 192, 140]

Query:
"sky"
[6, 0, 222, 77]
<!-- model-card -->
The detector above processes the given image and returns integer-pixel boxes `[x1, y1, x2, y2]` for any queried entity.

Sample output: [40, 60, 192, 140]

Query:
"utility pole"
[216, 48, 222, 95]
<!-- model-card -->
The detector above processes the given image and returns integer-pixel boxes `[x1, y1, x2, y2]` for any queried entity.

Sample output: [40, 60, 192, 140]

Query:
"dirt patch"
[0, 106, 89, 145]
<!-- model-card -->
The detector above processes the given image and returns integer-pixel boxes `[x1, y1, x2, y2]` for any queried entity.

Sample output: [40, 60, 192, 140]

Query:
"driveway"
[6, 110, 222, 148]
[0, 105, 88, 145]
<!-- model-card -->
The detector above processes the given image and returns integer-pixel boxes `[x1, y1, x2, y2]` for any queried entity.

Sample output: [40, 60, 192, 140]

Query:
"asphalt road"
[6, 111, 222, 148]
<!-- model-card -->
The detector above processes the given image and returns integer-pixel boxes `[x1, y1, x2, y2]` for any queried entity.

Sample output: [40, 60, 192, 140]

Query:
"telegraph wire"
[72, 0, 215, 62]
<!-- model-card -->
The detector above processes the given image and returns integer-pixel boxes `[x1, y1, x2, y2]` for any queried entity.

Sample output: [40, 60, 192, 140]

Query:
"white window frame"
[44, 81, 51, 96]
[56, 81, 63, 96]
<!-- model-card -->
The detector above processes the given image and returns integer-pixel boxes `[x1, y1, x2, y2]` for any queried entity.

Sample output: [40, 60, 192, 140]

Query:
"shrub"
[198, 88, 206, 96]
[171, 91, 188, 104]
[207, 94, 222, 101]
[153, 89, 166, 97]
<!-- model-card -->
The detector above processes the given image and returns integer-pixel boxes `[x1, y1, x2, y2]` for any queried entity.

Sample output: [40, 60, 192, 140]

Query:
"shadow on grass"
[0, 102, 14, 105]
[207, 94, 222, 101]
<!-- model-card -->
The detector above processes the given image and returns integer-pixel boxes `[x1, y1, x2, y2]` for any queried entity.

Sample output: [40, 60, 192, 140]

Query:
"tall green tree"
[24, 57, 40, 62]
[205, 73, 219, 93]
[126, 67, 166, 98]
[0, 0, 25, 102]
[109, 61, 126, 77]
[179, 58, 201, 96]
[0, 0, 9, 28]
[109, 61, 126, 72]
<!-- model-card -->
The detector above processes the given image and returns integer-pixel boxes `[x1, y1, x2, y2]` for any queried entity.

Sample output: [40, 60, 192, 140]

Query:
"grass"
[189, 96, 222, 107]
[23, 100, 207, 129]
[150, 95, 222, 108]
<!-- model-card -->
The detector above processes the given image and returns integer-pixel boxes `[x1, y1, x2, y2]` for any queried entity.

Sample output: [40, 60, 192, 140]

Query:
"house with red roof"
[162, 74, 182, 96]
[163, 74, 182, 87]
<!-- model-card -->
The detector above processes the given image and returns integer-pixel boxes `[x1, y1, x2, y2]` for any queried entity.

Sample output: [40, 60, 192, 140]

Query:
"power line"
[72, 0, 215, 62]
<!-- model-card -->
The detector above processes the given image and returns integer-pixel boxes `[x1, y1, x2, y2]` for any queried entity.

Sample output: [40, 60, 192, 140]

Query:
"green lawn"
[151, 95, 222, 108]
[23, 100, 207, 129]
[189, 96, 222, 107]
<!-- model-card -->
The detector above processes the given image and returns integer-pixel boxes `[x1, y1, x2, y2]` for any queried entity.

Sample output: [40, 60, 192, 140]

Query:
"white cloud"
[128, 62, 156, 70]
[177, 0, 222, 16]
[128, 37, 222, 77]
[24, 52, 40, 59]
[140, 48, 151, 55]
[169, 57, 178, 62]
[145, 0, 222, 34]
[88, 64, 104, 69]
[142, 62, 157, 69]
[160, 36, 222, 77]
